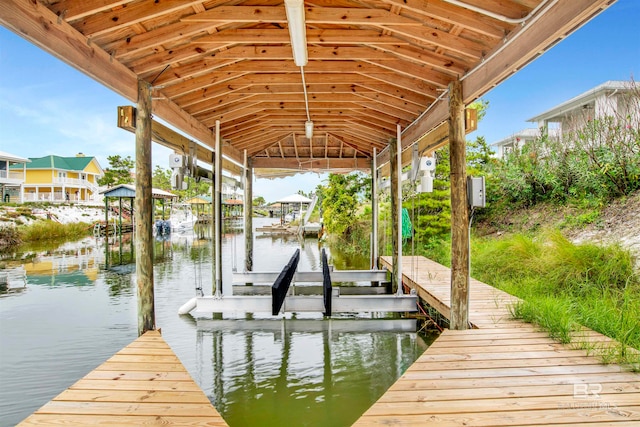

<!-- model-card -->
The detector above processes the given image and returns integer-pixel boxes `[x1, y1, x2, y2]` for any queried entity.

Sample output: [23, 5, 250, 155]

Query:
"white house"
[491, 128, 561, 159]
[492, 80, 639, 158]
[0, 151, 30, 203]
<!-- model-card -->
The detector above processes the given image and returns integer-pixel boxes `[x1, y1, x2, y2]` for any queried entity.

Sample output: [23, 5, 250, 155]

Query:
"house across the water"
[0, 151, 30, 203]
[10, 153, 104, 204]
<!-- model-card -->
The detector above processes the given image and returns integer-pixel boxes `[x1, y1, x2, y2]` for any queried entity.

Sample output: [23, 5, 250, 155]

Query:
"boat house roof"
[100, 184, 176, 200]
[0, 0, 615, 178]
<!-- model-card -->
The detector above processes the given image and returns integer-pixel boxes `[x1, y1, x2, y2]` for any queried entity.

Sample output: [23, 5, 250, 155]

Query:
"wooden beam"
[393, 0, 613, 164]
[379, 122, 448, 177]
[49, 0, 132, 22]
[106, 20, 221, 60]
[379, 0, 511, 39]
[0, 0, 243, 166]
[117, 106, 243, 176]
[213, 121, 222, 296]
[0, 0, 136, 101]
[371, 147, 379, 270]
[449, 79, 469, 330]
[244, 153, 253, 272]
[369, 44, 468, 76]
[390, 136, 400, 294]
[135, 79, 155, 336]
[208, 45, 397, 61]
[463, 0, 615, 102]
[195, 29, 407, 45]
[74, 0, 204, 38]
[251, 157, 371, 170]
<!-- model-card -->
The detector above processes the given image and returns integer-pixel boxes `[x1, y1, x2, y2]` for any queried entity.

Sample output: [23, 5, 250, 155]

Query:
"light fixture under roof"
[284, 0, 308, 67]
[305, 120, 313, 139]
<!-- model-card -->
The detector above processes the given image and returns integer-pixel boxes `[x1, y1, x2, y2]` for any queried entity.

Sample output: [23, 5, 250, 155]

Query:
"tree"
[152, 165, 172, 190]
[98, 155, 134, 187]
[253, 196, 266, 206]
[467, 136, 495, 172]
[151, 165, 211, 200]
[320, 173, 368, 236]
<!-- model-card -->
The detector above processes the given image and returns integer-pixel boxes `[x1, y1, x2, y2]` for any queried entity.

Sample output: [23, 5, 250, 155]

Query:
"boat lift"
[179, 249, 417, 316]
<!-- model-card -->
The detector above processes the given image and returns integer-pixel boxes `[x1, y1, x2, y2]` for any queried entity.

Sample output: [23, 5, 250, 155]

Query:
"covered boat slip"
[0, 0, 619, 329]
[354, 256, 640, 426]
[4, 1, 634, 425]
[16, 330, 228, 427]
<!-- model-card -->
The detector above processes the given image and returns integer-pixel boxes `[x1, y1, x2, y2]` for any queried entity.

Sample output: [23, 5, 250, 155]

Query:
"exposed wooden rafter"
[0, 0, 615, 176]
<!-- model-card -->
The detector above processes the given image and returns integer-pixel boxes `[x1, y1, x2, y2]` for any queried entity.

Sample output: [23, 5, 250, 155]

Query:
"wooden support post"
[130, 197, 135, 263]
[371, 147, 378, 270]
[449, 79, 470, 330]
[390, 136, 401, 294]
[244, 150, 254, 273]
[118, 197, 123, 257]
[135, 79, 155, 335]
[214, 120, 222, 297]
[104, 196, 109, 266]
[396, 124, 403, 295]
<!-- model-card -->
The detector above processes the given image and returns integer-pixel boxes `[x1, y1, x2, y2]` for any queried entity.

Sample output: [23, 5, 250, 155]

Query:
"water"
[0, 217, 435, 427]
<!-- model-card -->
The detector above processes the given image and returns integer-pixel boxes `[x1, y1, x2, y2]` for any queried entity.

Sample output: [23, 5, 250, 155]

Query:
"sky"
[1, 0, 638, 203]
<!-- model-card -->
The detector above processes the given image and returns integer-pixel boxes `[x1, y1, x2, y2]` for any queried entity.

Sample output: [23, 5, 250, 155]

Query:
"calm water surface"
[0, 217, 435, 427]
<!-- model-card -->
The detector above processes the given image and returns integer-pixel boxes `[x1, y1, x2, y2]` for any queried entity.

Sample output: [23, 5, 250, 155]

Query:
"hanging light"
[305, 121, 314, 139]
[284, 0, 308, 67]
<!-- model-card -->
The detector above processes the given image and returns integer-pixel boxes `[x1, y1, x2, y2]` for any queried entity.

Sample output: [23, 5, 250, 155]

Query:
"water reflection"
[0, 218, 436, 427]
[1, 237, 103, 290]
[196, 319, 434, 427]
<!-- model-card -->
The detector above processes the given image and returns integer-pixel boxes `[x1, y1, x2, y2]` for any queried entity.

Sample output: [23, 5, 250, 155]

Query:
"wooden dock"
[17, 330, 228, 426]
[354, 256, 640, 426]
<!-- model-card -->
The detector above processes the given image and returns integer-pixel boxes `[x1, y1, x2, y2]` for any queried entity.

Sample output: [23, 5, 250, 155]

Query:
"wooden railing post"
[135, 79, 155, 335]
[449, 79, 470, 330]
[213, 120, 222, 297]
[371, 147, 379, 270]
[390, 136, 401, 294]
[244, 151, 253, 273]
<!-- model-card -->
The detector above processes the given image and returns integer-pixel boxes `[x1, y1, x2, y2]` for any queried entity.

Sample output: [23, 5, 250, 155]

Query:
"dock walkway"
[354, 256, 640, 426]
[17, 330, 228, 426]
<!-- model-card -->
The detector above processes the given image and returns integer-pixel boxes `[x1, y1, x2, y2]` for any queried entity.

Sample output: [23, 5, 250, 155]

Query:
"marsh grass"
[18, 220, 93, 242]
[472, 230, 640, 367]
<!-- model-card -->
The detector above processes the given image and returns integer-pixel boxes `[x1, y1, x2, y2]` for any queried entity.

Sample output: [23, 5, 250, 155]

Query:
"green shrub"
[18, 221, 92, 242]
[0, 226, 22, 249]
[472, 231, 640, 360]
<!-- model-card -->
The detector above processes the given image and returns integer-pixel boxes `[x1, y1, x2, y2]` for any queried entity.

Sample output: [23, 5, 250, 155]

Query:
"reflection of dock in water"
[196, 318, 416, 333]
[0, 265, 27, 294]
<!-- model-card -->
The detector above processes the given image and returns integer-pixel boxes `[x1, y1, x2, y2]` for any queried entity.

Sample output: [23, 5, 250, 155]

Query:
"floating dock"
[17, 330, 227, 426]
[354, 256, 640, 426]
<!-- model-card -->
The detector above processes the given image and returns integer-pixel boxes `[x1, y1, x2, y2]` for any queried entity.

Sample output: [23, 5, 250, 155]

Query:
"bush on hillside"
[489, 85, 640, 207]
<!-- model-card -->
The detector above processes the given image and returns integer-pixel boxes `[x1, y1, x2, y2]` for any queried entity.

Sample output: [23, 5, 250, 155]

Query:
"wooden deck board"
[354, 256, 640, 426]
[17, 330, 228, 426]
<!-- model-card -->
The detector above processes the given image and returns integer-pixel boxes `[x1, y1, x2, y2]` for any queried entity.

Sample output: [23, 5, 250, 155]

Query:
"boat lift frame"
[179, 249, 417, 316]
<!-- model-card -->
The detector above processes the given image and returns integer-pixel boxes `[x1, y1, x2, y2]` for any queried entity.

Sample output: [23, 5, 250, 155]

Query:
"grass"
[471, 230, 640, 367]
[17, 220, 93, 242]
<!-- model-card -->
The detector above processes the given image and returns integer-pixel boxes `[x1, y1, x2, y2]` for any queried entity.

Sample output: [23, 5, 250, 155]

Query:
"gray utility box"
[467, 176, 486, 208]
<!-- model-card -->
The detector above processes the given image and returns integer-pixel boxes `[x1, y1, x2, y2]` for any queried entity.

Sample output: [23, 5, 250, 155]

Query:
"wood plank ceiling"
[1, 0, 615, 175]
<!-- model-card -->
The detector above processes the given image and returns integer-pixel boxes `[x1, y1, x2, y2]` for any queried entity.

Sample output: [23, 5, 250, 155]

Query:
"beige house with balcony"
[10, 154, 104, 203]
[0, 150, 30, 203]
[492, 80, 639, 158]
